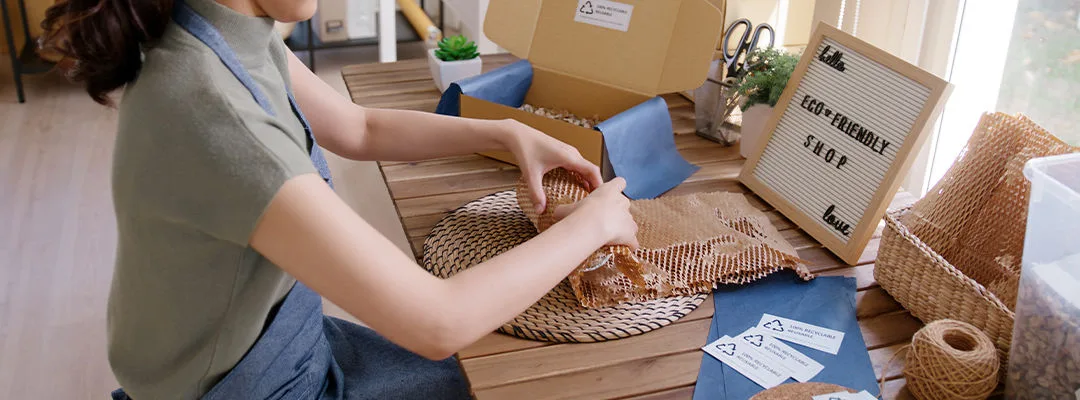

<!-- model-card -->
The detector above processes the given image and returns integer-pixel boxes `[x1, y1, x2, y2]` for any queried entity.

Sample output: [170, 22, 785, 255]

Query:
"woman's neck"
[215, 0, 266, 17]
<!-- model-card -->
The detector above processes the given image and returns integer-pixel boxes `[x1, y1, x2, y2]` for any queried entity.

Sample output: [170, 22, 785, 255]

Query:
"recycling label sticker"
[574, 0, 633, 32]
[756, 313, 845, 355]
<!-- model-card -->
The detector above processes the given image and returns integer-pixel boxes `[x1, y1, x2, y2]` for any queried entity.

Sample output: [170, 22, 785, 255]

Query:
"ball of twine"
[902, 319, 1000, 400]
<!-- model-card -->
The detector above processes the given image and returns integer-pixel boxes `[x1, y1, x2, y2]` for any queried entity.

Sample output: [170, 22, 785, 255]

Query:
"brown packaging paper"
[517, 168, 813, 308]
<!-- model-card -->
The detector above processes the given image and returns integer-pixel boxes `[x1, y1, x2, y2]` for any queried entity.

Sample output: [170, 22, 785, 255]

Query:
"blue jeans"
[111, 282, 472, 400]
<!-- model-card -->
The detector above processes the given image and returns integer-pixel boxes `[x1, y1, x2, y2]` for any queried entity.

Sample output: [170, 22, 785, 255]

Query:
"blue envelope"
[435, 60, 699, 199]
[693, 270, 879, 399]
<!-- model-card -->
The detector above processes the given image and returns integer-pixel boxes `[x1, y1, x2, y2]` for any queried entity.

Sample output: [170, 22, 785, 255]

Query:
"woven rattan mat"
[422, 190, 707, 343]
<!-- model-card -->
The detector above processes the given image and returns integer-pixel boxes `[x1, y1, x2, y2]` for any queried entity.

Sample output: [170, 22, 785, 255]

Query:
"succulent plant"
[434, 35, 480, 62]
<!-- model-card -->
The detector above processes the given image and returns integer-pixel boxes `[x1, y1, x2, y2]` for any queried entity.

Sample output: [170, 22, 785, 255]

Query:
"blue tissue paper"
[692, 270, 879, 400]
[594, 96, 699, 199]
[435, 60, 533, 117]
[434, 60, 698, 199]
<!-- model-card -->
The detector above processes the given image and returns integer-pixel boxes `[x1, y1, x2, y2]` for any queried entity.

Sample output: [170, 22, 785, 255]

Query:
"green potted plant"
[428, 34, 482, 93]
[735, 48, 800, 158]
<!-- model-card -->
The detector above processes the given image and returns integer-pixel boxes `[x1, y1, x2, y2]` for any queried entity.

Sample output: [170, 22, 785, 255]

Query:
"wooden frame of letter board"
[738, 21, 950, 265]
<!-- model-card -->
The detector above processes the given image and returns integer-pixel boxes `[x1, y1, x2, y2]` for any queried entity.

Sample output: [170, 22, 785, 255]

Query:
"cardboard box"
[471, 0, 725, 183]
[315, 0, 349, 42]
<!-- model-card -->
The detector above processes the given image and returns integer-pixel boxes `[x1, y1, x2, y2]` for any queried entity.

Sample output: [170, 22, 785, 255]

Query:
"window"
[925, 0, 1079, 191]
[805, 0, 1078, 195]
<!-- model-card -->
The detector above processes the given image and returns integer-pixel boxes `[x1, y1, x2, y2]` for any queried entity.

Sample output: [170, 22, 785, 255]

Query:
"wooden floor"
[0, 68, 121, 398]
[0, 44, 425, 398]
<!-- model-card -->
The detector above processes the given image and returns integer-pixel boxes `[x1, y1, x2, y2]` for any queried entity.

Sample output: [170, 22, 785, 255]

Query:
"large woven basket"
[874, 112, 1078, 366]
[876, 206, 1015, 359]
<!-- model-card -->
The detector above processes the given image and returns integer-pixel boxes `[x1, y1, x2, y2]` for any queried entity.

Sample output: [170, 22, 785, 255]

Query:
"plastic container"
[1006, 152, 1080, 399]
[694, 59, 742, 146]
[693, 76, 741, 146]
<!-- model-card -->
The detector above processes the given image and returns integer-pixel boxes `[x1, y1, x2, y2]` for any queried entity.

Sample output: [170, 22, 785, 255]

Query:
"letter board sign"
[739, 22, 951, 265]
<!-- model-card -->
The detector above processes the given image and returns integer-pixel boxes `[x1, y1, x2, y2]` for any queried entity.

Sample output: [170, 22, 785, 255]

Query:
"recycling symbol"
[743, 334, 764, 347]
[764, 319, 784, 332]
[715, 343, 736, 356]
[579, 1, 594, 15]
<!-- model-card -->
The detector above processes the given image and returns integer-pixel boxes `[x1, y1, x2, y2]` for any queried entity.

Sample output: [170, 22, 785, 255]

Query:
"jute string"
[879, 319, 999, 400]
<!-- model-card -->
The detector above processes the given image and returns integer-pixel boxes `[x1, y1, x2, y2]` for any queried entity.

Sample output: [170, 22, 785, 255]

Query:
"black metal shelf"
[2, 0, 53, 103]
[285, 1, 443, 71]
[286, 13, 421, 48]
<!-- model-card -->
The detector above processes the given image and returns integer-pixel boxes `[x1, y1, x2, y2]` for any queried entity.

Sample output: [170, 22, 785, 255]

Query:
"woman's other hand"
[553, 178, 639, 250]
[503, 120, 603, 214]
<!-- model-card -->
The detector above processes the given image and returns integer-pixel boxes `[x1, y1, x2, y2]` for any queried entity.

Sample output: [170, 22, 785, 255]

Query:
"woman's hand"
[553, 178, 640, 249]
[503, 120, 604, 214]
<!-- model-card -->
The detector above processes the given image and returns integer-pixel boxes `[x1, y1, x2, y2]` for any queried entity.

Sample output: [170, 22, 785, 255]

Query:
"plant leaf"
[435, 34, 481, 60]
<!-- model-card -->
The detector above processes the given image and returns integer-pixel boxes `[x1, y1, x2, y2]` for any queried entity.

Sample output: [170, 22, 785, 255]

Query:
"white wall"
[724, 0, 817, 51]
[441, 0, 501, 54]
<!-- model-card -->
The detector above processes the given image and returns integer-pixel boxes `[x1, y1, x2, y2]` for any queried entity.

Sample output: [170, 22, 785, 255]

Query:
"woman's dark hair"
[40, 0, 174, 105]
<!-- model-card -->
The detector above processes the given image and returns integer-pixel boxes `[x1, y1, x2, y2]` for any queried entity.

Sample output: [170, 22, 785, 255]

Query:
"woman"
[41, 0, 639, 399]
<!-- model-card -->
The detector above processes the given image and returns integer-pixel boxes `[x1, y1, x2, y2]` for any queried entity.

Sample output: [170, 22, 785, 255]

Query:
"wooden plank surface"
[462, 310, 918, 390]
[343, 54, 924, 399]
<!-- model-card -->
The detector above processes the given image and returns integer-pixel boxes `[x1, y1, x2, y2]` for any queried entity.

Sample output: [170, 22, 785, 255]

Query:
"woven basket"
[876, 206, 1015, 359]
[874, 112, 1078, 365]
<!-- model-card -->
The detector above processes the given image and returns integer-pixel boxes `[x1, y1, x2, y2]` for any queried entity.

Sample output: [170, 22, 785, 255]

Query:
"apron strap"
[289, 91, 334, 186]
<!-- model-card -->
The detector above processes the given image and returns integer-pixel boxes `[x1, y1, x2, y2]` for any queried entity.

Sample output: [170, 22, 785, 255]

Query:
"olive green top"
[107, 0, 317, 398]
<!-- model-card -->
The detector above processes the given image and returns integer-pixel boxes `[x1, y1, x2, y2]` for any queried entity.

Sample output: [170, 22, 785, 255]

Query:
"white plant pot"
[428, 48, 482, 93]
[739, 104, 774, 159]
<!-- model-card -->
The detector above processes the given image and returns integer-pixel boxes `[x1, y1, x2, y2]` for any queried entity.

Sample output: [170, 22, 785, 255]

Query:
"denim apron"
[109, 2, 472, 399]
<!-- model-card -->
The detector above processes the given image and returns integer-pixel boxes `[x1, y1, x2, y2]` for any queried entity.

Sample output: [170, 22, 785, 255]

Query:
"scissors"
[721, 18, 775, 83]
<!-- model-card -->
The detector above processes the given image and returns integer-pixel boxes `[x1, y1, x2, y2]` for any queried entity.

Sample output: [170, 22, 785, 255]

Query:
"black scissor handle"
[721, 18, 752, 64]
[747, 23, 776, 54]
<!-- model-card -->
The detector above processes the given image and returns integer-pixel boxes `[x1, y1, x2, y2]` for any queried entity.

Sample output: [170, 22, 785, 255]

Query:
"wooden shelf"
[17, 40, 55, 75]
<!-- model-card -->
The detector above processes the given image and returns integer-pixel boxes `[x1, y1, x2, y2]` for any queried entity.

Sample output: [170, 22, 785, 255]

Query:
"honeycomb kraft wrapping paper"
[517, 168, 814, 308]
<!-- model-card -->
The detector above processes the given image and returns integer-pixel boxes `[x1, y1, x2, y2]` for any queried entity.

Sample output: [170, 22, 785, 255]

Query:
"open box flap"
[484, 0, 724, 96]
[482, 0, 543, 60]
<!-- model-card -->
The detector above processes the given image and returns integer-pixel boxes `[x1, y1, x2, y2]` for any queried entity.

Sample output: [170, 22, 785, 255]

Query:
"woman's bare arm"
[250, 173, 636, 360]
[286, 50, 601, 213]
[288, 51, 524, 162]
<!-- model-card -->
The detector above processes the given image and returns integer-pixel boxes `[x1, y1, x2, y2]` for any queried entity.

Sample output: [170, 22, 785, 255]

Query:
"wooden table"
[343, 54, 919, 399]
